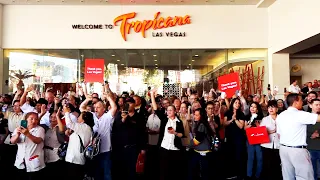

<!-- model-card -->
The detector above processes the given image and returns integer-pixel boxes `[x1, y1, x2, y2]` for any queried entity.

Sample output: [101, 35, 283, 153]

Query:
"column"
[0, 4, 8, 94]
[267, 52, 290, 99]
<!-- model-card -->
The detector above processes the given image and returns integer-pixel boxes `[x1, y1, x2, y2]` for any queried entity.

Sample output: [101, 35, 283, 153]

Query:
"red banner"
[246, 126, 270, 145]
[84, 59, 104, 83]
[218, 72, 240, 98]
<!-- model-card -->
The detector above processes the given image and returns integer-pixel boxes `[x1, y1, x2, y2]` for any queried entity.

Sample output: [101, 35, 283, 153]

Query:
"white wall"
[2, 5, 268, 49]
[290, 58, 320, 83]
[268, 0, 320, 53]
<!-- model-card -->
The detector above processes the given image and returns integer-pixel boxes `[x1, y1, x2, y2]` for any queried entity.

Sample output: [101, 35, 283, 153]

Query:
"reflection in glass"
[8, 51, 78, 92]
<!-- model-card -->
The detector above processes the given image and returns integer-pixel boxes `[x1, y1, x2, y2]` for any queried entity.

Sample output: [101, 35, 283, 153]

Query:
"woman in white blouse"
[63, 106, 94, 180]
[10, 112, 45, 180]
[260, 100, 282, 180]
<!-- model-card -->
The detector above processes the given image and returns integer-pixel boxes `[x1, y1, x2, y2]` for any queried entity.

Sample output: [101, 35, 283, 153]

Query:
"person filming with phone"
[10, 112, 45, 180]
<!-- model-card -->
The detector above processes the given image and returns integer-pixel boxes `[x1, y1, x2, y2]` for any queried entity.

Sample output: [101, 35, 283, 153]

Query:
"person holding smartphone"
[10, 112, 45, 180]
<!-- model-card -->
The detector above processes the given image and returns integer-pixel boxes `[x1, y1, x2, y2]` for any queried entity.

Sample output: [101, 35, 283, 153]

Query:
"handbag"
[136, 153, 145, 174]
[57, 142, 68, 160]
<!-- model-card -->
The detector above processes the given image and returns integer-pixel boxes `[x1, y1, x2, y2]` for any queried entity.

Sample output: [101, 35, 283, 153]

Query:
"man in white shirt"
[277, 93, 320, 180]
[288, 80, 301, 94]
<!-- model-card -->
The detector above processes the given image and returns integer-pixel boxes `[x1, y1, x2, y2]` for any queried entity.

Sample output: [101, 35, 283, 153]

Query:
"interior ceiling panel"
[0, 0, 261, 5]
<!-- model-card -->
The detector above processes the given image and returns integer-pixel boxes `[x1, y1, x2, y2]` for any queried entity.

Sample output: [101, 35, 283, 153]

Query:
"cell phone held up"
[20, 120, 28, 129]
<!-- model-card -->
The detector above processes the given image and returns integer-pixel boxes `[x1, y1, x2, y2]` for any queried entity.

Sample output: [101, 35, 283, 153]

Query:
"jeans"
[187, 151, 210, 180]
[309, 150, 320, 180]
[247, 143, 263, 178]
[95, 151, 112, 180]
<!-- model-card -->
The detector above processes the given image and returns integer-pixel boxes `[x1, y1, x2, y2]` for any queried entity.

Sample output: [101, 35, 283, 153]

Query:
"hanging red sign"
[218, 72, 240, 98]
[84, 59, 104, 83]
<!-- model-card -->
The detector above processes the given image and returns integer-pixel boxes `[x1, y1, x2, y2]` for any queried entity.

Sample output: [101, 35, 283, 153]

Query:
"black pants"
[45, 160, 66, 180]
[261, 147, 282, 180]
[145, 145, 160, 180]
[112, 146, 139, 180]
[3, 144, 18, 178]
[66, 162, 85, 180]
[159, 148, 183, 180]
[15, 168, 44, 180]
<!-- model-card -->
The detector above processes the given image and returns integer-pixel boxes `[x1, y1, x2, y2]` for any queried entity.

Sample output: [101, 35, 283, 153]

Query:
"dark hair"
[248, 102, 264, 120]
[81, 111, 94, 129]
[194, 108, 215, 137]
[286, 93, 301, 107]
[229, 98, 242, 114]
[291, 79, 297, 84]
[311, 99, 320, 104]
[37, 98, 48, 106]
[267, 100, 278, 108]
[13, 100, 20, 105]
[308, 91, 318, 98]
[206, 101, 214, 108]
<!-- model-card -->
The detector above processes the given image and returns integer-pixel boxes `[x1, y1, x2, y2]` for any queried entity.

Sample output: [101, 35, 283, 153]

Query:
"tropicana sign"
[113, 12, 191, 41]
[72, 12, 191, 41]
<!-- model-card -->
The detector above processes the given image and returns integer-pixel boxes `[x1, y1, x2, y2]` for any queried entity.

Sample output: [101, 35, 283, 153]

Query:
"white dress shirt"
[161, 117, 180, 150]
[260, 115, 280, 149]
[93, 111, 114, 153]
[276, 107, 318, 146]
[13, 126, 46, 172]
[65, 112, 92, 165]
[288, 84, 301, 93]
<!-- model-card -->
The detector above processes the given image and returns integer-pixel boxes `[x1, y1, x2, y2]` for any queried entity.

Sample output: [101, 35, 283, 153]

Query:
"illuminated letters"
[113, 12, 191, 41]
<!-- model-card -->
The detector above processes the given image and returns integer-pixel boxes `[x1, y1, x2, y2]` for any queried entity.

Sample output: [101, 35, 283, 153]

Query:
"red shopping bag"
[136, 153, 145, 173]
[246, 126, 270, 145]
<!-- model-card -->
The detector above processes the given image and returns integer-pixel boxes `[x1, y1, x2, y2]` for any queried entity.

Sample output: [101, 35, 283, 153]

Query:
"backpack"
[82, 132, 101, 160]
[57, 142, 68, 160]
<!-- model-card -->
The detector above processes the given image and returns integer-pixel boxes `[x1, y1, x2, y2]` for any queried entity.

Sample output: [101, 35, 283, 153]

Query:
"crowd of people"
[0, 81, 319, 180]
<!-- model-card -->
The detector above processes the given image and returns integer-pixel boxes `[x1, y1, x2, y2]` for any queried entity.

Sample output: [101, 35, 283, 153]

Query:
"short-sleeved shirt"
[276, 107, 317, 146]
[13, 126, 46, 172]
[224, 110, 245, 141]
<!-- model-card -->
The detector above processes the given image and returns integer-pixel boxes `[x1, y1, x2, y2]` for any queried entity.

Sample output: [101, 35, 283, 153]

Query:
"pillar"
[0, 4, 8, 94]
[267, 52, 290, 99]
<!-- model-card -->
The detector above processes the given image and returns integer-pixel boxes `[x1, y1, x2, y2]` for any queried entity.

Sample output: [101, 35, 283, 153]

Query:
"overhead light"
[156, 67, 158, 69]
[111, 54, 115, 56]
[194, 54, 199, 57]
[154, 60, 157, 61]
[117, 59, 120, 61]
[192, 59, 195, 62]
[120, 64, 124, 66]
[153, 55, 157, 57]
[155, 64, 158, 66]
[188, 64, 191, 65]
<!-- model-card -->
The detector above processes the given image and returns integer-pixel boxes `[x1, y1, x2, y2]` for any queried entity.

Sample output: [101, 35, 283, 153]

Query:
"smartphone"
[221, 92, 226, 99]
[267, 84, 271, 91]
[284, 88, 287, 93]
[20, 120, 28, 129]
[235, 90, 239, 96]
[274, 86, 279, 92]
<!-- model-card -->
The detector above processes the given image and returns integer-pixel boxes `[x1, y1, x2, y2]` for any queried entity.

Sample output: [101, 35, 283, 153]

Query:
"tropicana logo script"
[113, 12, 191, 41]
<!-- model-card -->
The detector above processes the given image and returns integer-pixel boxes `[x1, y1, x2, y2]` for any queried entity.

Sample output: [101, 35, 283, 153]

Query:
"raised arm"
[150, 89, 158, 111]
[20, 86, 33, 105]
[105, 92, 117, 117]
[79, 95, 92, 112]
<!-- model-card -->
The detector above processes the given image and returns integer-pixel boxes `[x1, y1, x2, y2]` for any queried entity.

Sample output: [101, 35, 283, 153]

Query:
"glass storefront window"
[4, 49, 267, 96]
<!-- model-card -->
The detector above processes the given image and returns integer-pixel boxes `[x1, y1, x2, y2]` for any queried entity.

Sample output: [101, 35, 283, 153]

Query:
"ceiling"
[0, 0, 262, 5]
